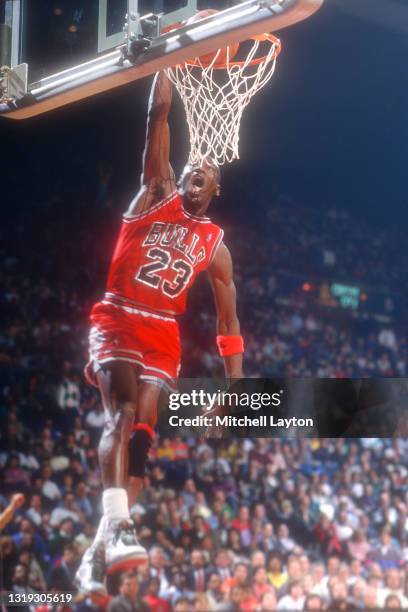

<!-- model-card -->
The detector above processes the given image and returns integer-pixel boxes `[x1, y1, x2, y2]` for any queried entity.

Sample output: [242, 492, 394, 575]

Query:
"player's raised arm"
[142, 71, 174, 185]
[207, 242, 244, 381]
[125, 71, 176, 217]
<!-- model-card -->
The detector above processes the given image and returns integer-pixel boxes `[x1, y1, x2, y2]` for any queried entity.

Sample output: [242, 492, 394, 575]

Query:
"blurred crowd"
[1, 193, 407, 610]
[184, 200, 407, 378]
[0, 195, 406, 382]
[1, 415, 408, 611]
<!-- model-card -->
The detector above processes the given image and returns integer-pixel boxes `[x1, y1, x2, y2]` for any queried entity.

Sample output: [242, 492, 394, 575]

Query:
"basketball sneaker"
[105, 518, 148, 574]
[74, 542, 107, 596]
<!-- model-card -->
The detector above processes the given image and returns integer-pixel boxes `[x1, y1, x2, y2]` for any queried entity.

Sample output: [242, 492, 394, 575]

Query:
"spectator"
[186, 549, 208, 592]
[40, 464, 62, 502]
[221, 563, 249, 597]
[368, 526, 401, 570]
[327, 579, 349, 610]
[26, 493, 43, 527]
[206, 572, 224, 608]
[303, 594, 325, 610]
[143, 576, 171, 612]
[252, 566, 274, 603]
[3, 455, 30, 492]
[57, 362, 81, 424]
[108, 571, 149, 612]
[10, 564, 35, 612]
[267, 552, 287, 591]
[173, 598, 191, 612]
[149, 546, 171, 598]
[313, 513, 342, 557]
[378, 568, 407, 608]
[50, 492, 82, 527]
[17, 547, 47, 591]
[277, 580, 305, 610]
[48, 543, 78, 591]
[384, 594, 403, 609]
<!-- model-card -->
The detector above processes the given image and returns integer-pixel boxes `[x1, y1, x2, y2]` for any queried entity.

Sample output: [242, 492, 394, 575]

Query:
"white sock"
[102, 488, 130, 522]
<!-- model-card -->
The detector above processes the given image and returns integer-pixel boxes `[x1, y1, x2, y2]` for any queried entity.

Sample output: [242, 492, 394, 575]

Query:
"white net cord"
[165, 38, 280, 167]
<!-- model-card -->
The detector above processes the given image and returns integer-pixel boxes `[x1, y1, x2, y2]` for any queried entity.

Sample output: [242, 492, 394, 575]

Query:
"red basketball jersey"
[105, 191, 224, 315]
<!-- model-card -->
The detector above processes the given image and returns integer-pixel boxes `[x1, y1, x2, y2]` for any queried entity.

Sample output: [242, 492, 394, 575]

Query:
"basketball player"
[75, 72, 244, 595]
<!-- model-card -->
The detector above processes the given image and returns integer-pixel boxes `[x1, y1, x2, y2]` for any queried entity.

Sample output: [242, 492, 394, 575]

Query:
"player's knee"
[120, 403, 137, 423]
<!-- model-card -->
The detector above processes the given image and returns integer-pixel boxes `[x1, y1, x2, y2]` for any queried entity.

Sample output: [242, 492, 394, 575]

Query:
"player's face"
[180, 159, 220, 213]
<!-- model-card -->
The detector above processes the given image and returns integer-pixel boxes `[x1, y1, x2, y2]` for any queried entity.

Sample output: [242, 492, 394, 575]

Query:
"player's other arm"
[125, 72, 176, 217]
[207, 242, 243, 380]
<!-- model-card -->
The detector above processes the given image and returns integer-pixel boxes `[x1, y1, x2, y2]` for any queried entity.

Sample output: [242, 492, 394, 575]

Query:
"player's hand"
[11, 493, 25, 509]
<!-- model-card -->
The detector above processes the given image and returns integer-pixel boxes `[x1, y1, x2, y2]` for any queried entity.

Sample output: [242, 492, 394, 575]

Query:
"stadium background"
[1, 0, 408, 609]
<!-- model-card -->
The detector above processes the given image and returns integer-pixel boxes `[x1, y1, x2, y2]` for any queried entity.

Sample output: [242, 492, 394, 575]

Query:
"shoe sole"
[106, 554, 148, 575]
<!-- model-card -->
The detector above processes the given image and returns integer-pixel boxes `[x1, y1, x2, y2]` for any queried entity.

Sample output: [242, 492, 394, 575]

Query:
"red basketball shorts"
[84, 300, 181, 392]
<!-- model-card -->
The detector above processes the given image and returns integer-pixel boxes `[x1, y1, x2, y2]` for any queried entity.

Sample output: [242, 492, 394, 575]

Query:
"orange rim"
[183, 33, 282, 70]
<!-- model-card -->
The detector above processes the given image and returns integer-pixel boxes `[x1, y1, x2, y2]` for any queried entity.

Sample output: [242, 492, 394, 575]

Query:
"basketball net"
[165, 35, 281, 167]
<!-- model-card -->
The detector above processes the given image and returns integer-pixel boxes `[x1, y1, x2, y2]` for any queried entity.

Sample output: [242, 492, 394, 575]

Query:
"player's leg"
[76, 362, 147, 596]
[98, 361, 137, 489]
[127, 314, 180, 507]
[128, 382, 162, 507]
[96, 361, 148, 572]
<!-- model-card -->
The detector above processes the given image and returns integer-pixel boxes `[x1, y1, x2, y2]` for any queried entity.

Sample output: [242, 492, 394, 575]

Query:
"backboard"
[0, 0, 324, 120]
[0, 1, 197, 82]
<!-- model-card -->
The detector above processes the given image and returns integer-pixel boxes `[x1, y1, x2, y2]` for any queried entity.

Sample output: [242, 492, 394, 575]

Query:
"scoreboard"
[275, 273, 403, 320]
[329, 283, 360, 310]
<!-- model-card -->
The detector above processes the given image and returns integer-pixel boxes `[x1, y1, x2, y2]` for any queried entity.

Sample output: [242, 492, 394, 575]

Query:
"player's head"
[178, 157, 221, 214]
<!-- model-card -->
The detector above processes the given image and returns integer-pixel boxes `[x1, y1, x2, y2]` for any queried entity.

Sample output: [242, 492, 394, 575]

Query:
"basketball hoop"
[165, 31, 281, 167]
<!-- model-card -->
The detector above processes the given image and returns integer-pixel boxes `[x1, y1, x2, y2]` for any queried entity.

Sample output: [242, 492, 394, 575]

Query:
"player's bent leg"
[97, 362, 138, 487]
[76, 365, 153, 594]
[97, 362, 147, 574]
[127, 382, 161, 508]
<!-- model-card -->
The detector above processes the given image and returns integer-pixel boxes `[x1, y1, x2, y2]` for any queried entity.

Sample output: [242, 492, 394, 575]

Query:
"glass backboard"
[0, 0, 197, 83]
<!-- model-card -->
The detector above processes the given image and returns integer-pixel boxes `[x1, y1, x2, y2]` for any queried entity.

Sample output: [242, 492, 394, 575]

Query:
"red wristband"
[216, 335, 244, 357]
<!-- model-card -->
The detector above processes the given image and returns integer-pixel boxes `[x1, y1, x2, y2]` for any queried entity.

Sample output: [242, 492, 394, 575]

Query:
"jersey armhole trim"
[208, 229, 225, 267]
[122, 190, 179, 223]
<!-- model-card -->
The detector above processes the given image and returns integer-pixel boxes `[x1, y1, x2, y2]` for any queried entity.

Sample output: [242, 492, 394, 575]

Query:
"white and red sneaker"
[105, 519, 148, 575]
[75, 542, 107, 597]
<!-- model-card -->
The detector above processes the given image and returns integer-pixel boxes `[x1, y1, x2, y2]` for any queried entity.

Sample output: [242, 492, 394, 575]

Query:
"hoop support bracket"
[0, 63, 27, 104]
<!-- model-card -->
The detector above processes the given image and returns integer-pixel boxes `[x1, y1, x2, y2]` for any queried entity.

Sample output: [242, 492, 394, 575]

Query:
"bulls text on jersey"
[142, 221, 206, 265]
